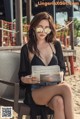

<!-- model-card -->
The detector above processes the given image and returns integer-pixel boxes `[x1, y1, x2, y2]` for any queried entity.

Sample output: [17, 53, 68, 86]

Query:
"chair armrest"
[0, 78, 18, 86]
[0, 78, 19, 112]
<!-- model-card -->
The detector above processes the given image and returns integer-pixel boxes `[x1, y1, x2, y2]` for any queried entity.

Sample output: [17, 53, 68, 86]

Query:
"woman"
[19, 12, 74, 119]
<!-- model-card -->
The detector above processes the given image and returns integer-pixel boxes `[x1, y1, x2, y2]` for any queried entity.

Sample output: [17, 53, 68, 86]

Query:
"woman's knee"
[48, 96, 64, 111]
[61, 82, 72, 95]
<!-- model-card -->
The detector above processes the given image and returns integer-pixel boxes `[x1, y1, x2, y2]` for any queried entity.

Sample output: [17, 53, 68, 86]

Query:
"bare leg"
[32, 82, 74, 119]
[47, 95, 65, 119]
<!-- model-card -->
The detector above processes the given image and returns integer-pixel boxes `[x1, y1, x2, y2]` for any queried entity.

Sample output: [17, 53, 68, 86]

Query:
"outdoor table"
[63, 49, 76, 75]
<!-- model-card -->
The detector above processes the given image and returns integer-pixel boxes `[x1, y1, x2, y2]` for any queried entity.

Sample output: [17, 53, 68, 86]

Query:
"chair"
[0, 51, 30, 118]
[0, 51, 54, 119]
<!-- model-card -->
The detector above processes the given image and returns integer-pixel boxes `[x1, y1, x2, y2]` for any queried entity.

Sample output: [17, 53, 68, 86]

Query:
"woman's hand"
[21, 75, 40, 84]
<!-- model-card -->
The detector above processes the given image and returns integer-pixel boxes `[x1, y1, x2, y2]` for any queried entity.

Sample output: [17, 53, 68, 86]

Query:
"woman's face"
[35, 19, 51, 41]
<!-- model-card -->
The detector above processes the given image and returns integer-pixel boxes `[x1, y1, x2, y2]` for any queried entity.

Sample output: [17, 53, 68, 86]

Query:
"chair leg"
[18, 110, 23, 119]
[18, 104, 30, 119]
[30, 115, 37, 119]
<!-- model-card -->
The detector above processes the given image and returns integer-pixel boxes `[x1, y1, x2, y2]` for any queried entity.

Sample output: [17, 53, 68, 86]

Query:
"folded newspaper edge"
[32, 65, 62, 82]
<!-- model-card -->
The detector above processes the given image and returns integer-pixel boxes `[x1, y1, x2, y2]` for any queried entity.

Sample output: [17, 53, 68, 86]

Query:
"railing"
[0, 19, 76, 75]
[0, 20, 29, 46]
[0, 19, 73, 47]
[0, 20, 16, 46]
[56, 20, 74, 48]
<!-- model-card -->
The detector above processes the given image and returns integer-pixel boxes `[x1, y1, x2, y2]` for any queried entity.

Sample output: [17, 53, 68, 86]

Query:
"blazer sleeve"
[54, 40, 66, 74]
[18, 44, 31, 89]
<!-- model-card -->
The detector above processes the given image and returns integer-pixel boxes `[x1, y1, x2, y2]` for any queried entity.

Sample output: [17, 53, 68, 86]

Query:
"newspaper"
[32, 65, 62, 83]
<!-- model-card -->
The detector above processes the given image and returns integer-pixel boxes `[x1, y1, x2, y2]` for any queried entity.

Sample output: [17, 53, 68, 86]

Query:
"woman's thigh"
[32, 81, 71, 105]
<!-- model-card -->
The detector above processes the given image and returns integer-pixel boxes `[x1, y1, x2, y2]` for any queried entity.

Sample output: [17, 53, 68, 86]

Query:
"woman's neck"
[37, 39, 46, 46]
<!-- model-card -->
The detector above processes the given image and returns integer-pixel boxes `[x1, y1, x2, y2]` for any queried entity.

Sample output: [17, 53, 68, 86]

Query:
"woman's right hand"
[21, 75, 40, 84]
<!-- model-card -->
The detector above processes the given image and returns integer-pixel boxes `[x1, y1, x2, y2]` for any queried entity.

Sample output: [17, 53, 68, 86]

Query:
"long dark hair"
[28, 12, 56, 55]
